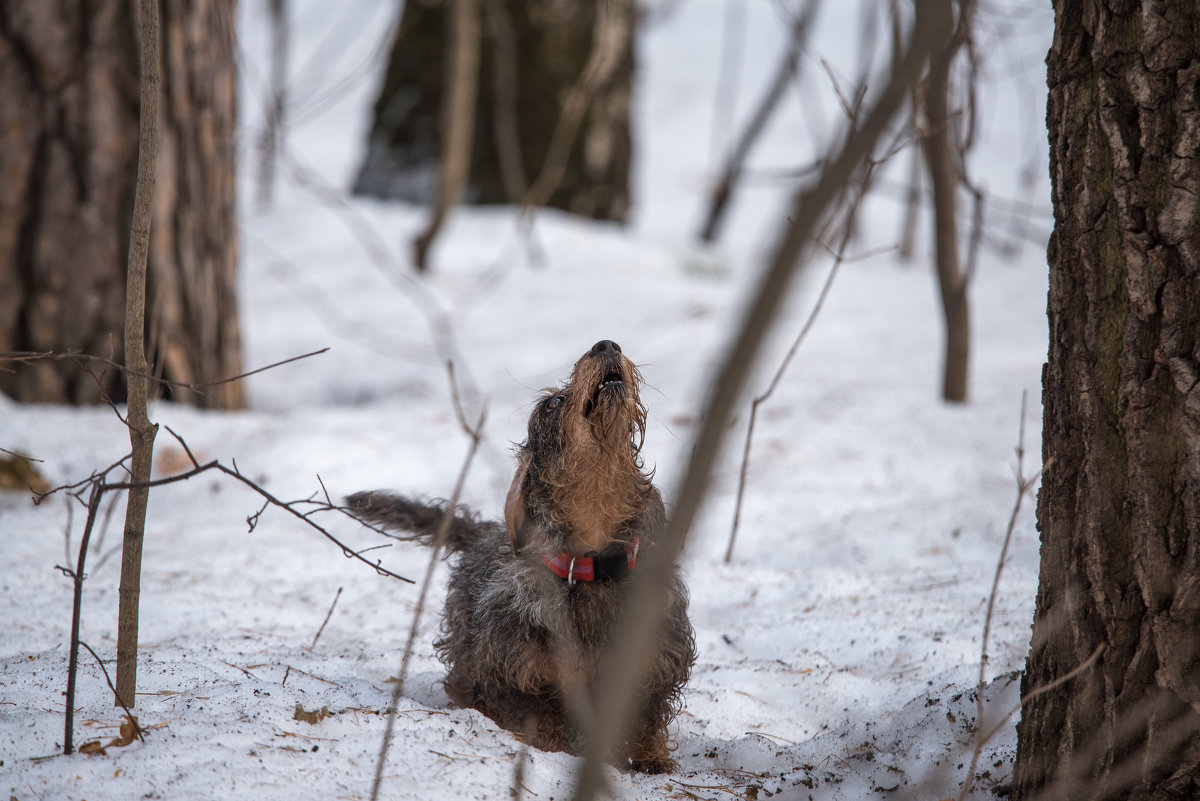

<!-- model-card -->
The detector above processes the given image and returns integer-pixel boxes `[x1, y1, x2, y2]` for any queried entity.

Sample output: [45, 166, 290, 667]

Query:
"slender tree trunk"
[0, 0, 241, 409]
[115, 0, 161, 711]
[918, 4, 969, 404]
[1013, 1, 1200, 798]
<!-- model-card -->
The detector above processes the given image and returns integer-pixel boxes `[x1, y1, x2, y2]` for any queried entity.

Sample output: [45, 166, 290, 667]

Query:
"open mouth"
[583, 369, 624, 418]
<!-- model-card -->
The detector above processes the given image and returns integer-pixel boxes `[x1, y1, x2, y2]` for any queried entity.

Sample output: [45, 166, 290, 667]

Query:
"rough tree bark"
[0, 3, 136, 404]
[354, 0, 634, 224]
[1013, 1, 1200, 799]
[0, 0, 242, 409]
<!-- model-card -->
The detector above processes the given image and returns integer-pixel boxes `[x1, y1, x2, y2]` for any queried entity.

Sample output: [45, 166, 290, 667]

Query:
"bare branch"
[308, 586, 343, 651]
[128, 426, 417, 584]
[64, 482, 105, 754]
[0, 446, 44, 462]
[957, 391, 1047, 801]
[698, 1, 817, 243]
[0, 347, 329, 397]
[725, 156, 879, 563]
[370, 363, 487, 801]
[78, 640, 144, 743]
[978, 642, 1105, 749]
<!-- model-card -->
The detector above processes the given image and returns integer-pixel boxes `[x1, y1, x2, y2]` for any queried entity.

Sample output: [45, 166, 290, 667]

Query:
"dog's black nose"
[590, 340, 622, 356]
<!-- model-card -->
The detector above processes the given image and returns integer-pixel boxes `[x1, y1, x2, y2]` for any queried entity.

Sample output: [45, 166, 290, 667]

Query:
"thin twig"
[197, 348, 331, 388]
[63, 482, 104, 755]
[77, 640, 144, 743]
[159, 426, 413, 584]
[957, 391, 1049, 801]
[371, 362, 487, 801]
[699, 1, 817, 243]
[0, 347, 329, 397]
[571, 7, 956, 798]
[282, 665, 343, 688]
[0, 446, 43, 461]
[978, 642, 1105, 747]
[724, 156, 879, 563]
[308, 587, 343, 651]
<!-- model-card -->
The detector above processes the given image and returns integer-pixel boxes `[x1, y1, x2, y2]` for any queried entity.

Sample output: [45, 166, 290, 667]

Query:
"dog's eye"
[543, 396, 563, 412]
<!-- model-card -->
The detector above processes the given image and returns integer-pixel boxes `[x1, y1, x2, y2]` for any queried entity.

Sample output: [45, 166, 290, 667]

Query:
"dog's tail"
[345, 491, 484, 553]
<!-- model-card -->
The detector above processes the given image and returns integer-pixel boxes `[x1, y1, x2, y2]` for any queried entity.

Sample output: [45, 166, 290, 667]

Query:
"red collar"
[541, 537, 640, 583]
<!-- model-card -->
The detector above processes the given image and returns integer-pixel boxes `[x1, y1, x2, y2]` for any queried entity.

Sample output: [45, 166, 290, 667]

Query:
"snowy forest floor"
[1, 1, 1055, 799]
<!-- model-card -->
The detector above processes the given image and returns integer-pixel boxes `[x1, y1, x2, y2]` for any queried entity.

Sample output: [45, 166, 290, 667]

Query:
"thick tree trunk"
[0, 3, 136, 404]
[354, 0, 634, 223]
[148, 0, 242, 409]
[0, 0, 242, 409]
[1013, 1, 1200, 799]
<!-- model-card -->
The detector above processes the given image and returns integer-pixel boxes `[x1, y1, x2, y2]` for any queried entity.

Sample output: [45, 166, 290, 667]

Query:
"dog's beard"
[569, 352, 645, 452]
[544, 350, 650, 552]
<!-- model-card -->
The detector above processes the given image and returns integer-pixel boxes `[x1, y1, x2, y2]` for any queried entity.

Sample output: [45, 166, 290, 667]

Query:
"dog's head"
[506, 340, 653, 554]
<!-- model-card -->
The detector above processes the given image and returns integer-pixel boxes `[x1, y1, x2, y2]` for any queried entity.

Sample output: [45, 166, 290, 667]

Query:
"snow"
[1, 1, 1054, 799]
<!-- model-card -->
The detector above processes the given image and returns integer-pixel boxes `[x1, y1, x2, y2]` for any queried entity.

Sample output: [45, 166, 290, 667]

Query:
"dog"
[348, 339, 695, 773]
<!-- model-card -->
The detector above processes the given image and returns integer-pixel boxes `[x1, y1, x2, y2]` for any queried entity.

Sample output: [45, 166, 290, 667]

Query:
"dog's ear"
[504, 459, 530, 554]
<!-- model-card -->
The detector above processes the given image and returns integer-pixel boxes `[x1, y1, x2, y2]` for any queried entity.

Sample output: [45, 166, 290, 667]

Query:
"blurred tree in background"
[0, 0, 243, 409]
[354, 0, 635, 224]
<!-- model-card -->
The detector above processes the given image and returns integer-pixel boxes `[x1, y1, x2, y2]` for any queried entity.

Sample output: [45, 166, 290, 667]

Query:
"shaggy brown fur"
[349, 340, 696, 773]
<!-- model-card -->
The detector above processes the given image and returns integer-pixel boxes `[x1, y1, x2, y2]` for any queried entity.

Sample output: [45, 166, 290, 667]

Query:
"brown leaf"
[293, 704, 331, 725]
[107, 716, 141, 747]
[78, 739, 107, 756]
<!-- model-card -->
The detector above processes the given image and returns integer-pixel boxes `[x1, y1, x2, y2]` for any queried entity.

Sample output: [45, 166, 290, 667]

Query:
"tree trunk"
[0, 3, 136, 404]
[0, 0, 242, 409]
[918, 4, 969, 404]
[354, 0, 634, 223]
[115, 0, 161, 712]
[1013, 1, 1200, 799]
[148, 0, 241, 409]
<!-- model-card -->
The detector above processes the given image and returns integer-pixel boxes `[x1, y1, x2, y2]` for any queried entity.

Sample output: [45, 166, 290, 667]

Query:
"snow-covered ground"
[1, 1, 1054, 798]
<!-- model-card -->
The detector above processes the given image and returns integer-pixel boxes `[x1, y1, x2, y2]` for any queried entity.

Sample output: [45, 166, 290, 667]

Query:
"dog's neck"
[542, 536, 640, 583]
[554, 461, 647, 554]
